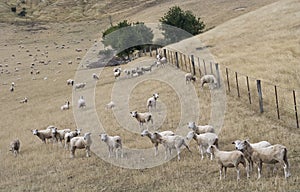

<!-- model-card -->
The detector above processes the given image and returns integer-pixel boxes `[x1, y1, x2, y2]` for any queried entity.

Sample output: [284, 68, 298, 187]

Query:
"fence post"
[210, 62, 213, 74]
[235, 72, 240, 97]
[215, 63, 221, 88]
[226, 68, 230, 92]
[274, 85, 280, 119]
[175, 52, 179, 68]
[246, 76, 251, 104]
[257, 80, 264, 113]
[149, 46, 152, 57]
[203, 59, 207, 75]
[191, 55, 196, 75]
[293, 90, 299, 128]
[163, 49, 166, 58]
[184, 54, 187, 71]
[197, 57, 202, 77]
[156, 48, 158, 56]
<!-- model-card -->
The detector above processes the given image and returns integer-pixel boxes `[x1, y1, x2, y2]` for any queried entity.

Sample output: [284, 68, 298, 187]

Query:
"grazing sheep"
[20, 97, 28, 103]
[185, 73, 197, 84]
[31, 128, 53, 143]
[105, 101, 115, 110]
[61, 101, 70, 110]
[200, 74, 218, 89]
[70, 132, 92, 158]
[92, 73, 99, 80]
[50, 127, 71, 143]
[64, 129, 82, 150]
[113, 67, 122, 79]
[130, 111, 153, 129]
[100, 133, 123, 159]
[232, 139, 271, 172]
[207, 145, 248, 181]
[78, 96, 86, 108]
[141, 66, 152, 73]
[186, 131, 218, 160]
[153, 132, 191, 161]
[9, 139, 20, 157]
[67, 79, 74, 86]
[237, 140, 291, 179]
[74, 82, 86, 90]
[10, 85, 14, 92]
[141, 130, 175, 156]
[146, 93, 159, 111]
[187, 122, 215, 134]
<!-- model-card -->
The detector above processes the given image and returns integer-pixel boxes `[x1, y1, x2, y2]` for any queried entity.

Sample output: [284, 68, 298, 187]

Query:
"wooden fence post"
[175, 52, 179, 68]
[226, 68, 230, 92]
[274, 85, 280, 119]
[163, 49, 167, 58]
[210, 62, 213, 74]
[203, 59, 207, 75]
[191, 55, 196, 75]
[235, 72, 240, 97]
[246, 76, 251, 104]
[215, 63, 221, 88]
[293, 90, 299, 128]
[149, 46, 152, 57]
[197, 57, 202, 77]
[156, 48, 158, 56]
[257, 80, 264, 113]
[184, 54, 187, 71]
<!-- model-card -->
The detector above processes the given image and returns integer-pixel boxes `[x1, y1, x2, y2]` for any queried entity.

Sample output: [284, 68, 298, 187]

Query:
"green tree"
[159, 6, 205, 43]
[102, 20, 154, 58]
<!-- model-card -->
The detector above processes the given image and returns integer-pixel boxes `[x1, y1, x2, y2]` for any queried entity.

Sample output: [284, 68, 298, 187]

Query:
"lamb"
[67, 79, 74, 86]
[187, 122, 214, 134]
[207, 145, 248, 181]
[153, 132, 191, 160]
[186, 131, 218, 160]
[141, 65, 152, 73]
[20, 97, 28, 103]
[185, 73, 197, 84]
[237, 140, 291, 179]
[70, 132, 92, 158]
[61, 101, 70, 110]
[130, 111, 153, 129]
[105, 101, 115, 110]
[141, 130, 175, 156]
[92, 73, 99, 80]
[31, 128, 53, 143]
[50, 127, 71, 143]
[146, 93, 159, 111]
[200, 74, 218, 89]
[114, 67, 122, 79]
[100, 133, 123, 159]
[78, 96, 86, 108]
[232, 139, 271, 172]
[64, 129, 82, 150]
[74, 82, 86, 90]
[9, 139, 20, 157]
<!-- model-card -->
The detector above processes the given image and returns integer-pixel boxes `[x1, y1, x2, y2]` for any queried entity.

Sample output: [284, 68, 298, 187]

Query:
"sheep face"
[100, 133, 108, 142]
[188, 122, 196, 129]
[141, 130, 149, 137]
[130, 111, 138, 118]
[153, 93, 159, 100]
[232, 140, 242, 150]
[186, 131, 196, 140]
[84, 132, 91, 141]
[32, 129, 39, 135]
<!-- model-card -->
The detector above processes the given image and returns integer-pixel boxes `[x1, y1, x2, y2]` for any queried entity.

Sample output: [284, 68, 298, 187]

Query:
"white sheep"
[105, 101, 115, 110]
[186, 131, 218, 160]
[130, 111, 153, 129]
[67, 79, 74, 86]
[141, 65, 152, 73]
[9, 139, 20, 157]
[20, 97, 28, 103]
[31, 128, 53, 143]
[146, 93, 159, 111]
[153, 132, 191, 161]
[187, 122, 215, 134]
[185, 73, 197, 84]
[61, 101, 70, 110]
[92, 73, 99, 80]
[200, 74, 218, 89]
[64, 128, 82, 150]
[207, 145, 248, 181]
[113, 67, 122, 79]
[100, 133, 123, 159]
[141, 130, 175, 156]
[74, 82, 86, 90]
[78, 96, 86, 108]
[232, 139, 271, 172]
[237, 140, 291, 179]
[70, 132, 92, 158]
[50, 127, 71, 143]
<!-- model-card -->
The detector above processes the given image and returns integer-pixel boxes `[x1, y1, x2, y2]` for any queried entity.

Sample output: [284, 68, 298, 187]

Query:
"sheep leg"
[257, 162, 263, 179]
[224, 167, 227, 179]
[219, 165, 223, 180]
[155, 144, 158, 156]
[85, 146, 90, 157]
[176, 148, 181, 161]
[165, 147, 168, 160]
[70, 147, 75, 158]
[199, 145, 204, 160]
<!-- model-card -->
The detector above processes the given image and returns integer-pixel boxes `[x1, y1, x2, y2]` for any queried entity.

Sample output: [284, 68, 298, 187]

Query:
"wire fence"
[140, 46, 299, 129]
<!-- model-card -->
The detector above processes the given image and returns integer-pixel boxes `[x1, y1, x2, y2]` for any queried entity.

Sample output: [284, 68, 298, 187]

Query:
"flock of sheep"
[8, 52, 291, 182]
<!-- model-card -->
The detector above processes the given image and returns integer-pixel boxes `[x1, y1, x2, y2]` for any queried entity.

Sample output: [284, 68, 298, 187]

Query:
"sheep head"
[100, 133, 108, 142]
[130, 111, 138, 118]
[187, 122, 196, 129]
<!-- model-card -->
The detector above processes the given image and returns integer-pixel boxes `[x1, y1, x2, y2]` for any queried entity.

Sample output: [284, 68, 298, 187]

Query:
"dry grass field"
[0, 0, 300, 191]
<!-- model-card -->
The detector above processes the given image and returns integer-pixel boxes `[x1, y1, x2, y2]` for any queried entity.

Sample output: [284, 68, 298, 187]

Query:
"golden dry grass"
[0, 0, 300, 191]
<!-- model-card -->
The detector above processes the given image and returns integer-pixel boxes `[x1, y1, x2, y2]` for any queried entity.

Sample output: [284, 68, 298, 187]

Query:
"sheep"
[141, 130, 175, 156]
[146, 93, 159, 111]
[31, 128, 53, 143]
[207, 145, 248, 181]
[78, 96, 86, 108]
[232, 139, 271, 172]
[61, 101, 70, 110]
[105, 101, 115, 110]
[64, 129, 82, 150]
[141, 65, 152, 73]
[9, 139, 20, 157]
[200, 74, 218, 89]
[187, 122, 215, 134]
[74, 82, 86, 90]
[66, 79, 74, 86]
[100, 133, 123, 159]
[237, 140, 291, 179]
[50, 127, 71, 143]
[20, 97, 28, 103]
[130, 111, 153, 129]
[92, 73, 99, 80]
[186, 131, 218, 160]
[113, 67, 122, 79]
[70, 132, 92, 158]
[153, 132, 191, 160]
[185, 73, 197, 84]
